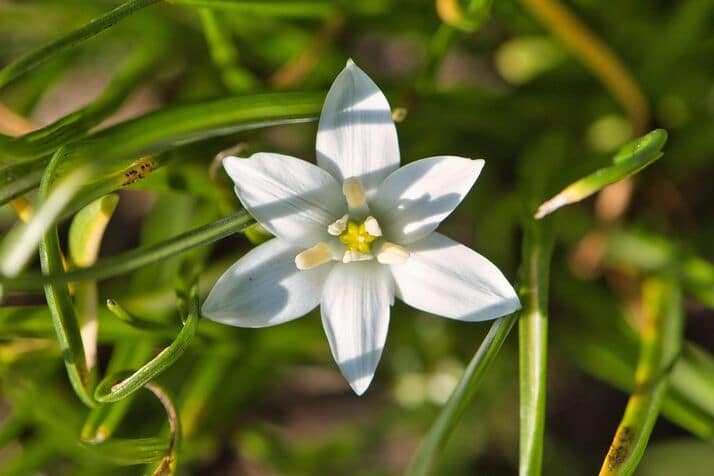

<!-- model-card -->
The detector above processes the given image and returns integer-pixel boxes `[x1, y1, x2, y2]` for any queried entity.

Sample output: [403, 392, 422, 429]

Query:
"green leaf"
[535, 129, 668, 219]
[0, 0, 160, 89]
[37, 152, 95, 407]
[0, 92, 323, 205]
[94, 291, 200, 402]
[406, 315, 518, 476]
[599, 277, 684, 475]
[0, 211, 255, 289]
[69, 194, 119, 267]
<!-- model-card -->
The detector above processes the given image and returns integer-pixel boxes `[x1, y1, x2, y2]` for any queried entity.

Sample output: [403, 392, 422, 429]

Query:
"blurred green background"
[0, 1, 713, 475]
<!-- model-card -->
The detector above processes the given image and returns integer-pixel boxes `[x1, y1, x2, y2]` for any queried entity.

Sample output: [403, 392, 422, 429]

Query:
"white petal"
[372, 157, 484, 244]
[316, 60, 400, 197]
[202, 238, 332, 327]
[321, 262, 394, 395]
[224, 153, 346, 245]
[391, 233, 520, 321]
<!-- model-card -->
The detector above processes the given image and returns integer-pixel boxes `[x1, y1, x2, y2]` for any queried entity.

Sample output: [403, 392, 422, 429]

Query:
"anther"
[328, 214, 349, 236]
[376, 242, 410, 264]
[363, 216, 382, 237]
[342, 178, 367, 211]
[343, 250, 372, 264]
[295, 242, 333, 270]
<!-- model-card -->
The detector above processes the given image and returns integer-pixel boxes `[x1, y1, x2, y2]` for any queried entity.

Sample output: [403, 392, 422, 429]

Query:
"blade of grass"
[0, 0, 160, 89]
[0, 211, 254, 289]
[37, 151, 95, 407]
[599, 277, 683, 475]
[94, 289, 199, 402]
[535, 129, 667, 219]
[406, 314, 518, 476]
[0, 92, 323, 205]
[69, 194, 120, 372]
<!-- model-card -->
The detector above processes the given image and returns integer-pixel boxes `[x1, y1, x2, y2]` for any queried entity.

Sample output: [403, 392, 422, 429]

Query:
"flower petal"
[372, 157, 484, 244]
[224, 153, 346, 245]
[316, 60, 400, 197]
[202, 238, 332, 327]
[391, 232, 520, 321]
[321, 261, 394, 395]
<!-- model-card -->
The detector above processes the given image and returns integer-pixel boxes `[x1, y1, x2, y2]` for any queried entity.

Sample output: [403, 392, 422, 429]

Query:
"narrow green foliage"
[37, 152, 95, 407]
[599, 278, 683, 475]
[0, 211, 254, 289]
[518, 220, 554, 476]
[69, 194, 119, 267]
[0, 92, 323, 205]
[94, 290, 200, 402]
[406, 315, 518, 476]
[535, 129, 667, 218]
[0, 0, 160, 89]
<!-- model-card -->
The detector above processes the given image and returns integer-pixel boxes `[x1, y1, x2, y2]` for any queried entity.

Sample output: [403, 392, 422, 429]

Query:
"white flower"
[202, 60, 520, 395]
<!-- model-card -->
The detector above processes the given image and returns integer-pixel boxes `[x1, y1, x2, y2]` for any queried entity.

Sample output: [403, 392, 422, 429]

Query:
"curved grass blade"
[406, 314, 518, 476]
[0, 211, 254, 289]
[0, 92, 323, 204]
[535, 129, 667, 218]
[37, 152, 95, 407]
[599, 277, 683, 475]
[94, 291, 200, 402]
[0, 0, 160, 89]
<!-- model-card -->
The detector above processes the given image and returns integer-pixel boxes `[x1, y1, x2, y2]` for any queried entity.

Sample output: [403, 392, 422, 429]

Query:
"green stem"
[518, 219, 554, 476]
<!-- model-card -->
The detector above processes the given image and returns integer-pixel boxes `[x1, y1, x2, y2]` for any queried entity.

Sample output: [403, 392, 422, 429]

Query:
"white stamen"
[295, 242, 333, 270]
[342, 178, 367, 211]
[377, 242, 410, 264]
[328, 214, 349, 236]
[342, 250, 372, 264]
[363, 216, 382, 237]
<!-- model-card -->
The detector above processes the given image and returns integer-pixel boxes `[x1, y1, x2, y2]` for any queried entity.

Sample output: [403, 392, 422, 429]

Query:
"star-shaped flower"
[203, 60, 520, 395]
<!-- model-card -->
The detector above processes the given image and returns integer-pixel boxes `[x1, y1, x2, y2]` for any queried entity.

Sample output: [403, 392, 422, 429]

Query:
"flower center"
[294, 177, 411, 270]
[339, 219, 379, 253]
